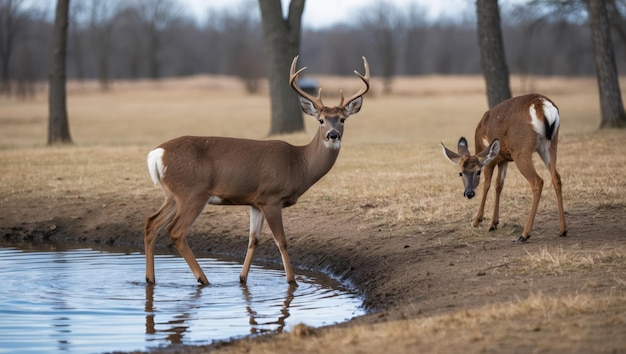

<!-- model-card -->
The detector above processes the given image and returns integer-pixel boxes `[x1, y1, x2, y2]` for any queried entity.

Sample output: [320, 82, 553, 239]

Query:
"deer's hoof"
[489, 225, 497, 231]
[559, 230, 568, 237]
[514, 236, 529, 243]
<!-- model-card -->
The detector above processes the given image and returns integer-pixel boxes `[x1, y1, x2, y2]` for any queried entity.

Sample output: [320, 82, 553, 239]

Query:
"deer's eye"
[477, 170, 481, 176]
[318, 119, 324, 124]
[459, 172, 463, 177]
[340, 118, 345, 123]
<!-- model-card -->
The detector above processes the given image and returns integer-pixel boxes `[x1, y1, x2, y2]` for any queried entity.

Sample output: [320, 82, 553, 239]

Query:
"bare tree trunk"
[259, 0, 305, 135]
[607, 0, 626, 51]
[48, 0, 72, 145]
[148, 26, 160, 80]
[88, 0, 117, 91]
[380, 30, 396, 95]
[97, 52, 110, 90]
[0, 0, 14, 93]
[130, 0, 181, 81]
[586, 0, 626, 128]
[69, 0, 85, 82]
[476, 0, 511, 108]
[357, 2, 402, 95]
[70, 25, 85, 82]
[0, 0, 28, 94]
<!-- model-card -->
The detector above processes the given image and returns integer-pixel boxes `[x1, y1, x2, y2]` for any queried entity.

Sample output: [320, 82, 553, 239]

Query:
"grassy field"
[1, 75, 623, 228]
[0, 74, 606, 147]
[1, 74, 625, 353]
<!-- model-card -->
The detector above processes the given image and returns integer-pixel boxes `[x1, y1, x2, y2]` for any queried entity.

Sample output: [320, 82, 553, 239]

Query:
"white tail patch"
[529, 99, 560, 141]
[542, 99, 560, 140]
[147, 148, 165, 186]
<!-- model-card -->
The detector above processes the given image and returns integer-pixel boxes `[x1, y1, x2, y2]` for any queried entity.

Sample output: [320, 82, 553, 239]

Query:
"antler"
[290, 55, 324, 109]
[339, 56, 370, 107]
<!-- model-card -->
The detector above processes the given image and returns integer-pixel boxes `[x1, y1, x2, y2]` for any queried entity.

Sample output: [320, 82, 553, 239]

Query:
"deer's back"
[157, 136, 308, 206]
[475, 94, 558, 160]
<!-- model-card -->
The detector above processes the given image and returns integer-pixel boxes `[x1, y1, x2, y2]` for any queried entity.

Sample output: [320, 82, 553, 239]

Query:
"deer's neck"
[302, 129, 341, 185]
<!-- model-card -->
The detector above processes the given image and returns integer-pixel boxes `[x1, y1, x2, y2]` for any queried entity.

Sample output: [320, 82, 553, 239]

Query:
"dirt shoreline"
[2, 196, 626, 352]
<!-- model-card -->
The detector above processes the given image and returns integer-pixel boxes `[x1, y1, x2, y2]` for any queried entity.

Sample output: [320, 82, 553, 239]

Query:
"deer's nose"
[327, 131, 340, 140]
[464, 190, 475, 199]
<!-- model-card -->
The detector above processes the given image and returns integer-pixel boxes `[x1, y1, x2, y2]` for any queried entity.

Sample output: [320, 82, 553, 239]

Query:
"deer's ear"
[343, 96, 363, 116]
[457, 137, 470, 156]
[478, 139, 500, 166]
[441, 142, 462, 164]
[299, 96, 319, 116]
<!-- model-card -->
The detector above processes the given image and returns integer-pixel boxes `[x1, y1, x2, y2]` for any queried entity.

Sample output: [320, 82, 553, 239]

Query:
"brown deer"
[144, 56, 370, 285]
[441, 93, 567, 243]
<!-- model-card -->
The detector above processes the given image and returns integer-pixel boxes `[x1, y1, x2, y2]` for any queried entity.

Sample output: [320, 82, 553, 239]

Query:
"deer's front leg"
[262, 205, 297, 286]
[240, 206, 264, 284]
[473, 163, 495, 228]
[490, 162, 508, 231]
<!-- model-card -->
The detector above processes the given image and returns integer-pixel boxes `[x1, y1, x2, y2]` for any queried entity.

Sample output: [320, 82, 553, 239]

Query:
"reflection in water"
[144, 282, 300, 344]
[51, 316, 71, 352]
[50, 250, 73, 352]
[241, 283, 297, 335]
[144, 284, 206, 344]
[0, 245, 363, 353]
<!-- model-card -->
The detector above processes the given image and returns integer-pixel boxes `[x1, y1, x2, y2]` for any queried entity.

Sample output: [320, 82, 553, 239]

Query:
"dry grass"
[1, 75, 625, 239]
[0, 74, 610, 148]
[520, 244, 626, 277]
[2, 75, 626, 353]
[217, 291, 626, 354]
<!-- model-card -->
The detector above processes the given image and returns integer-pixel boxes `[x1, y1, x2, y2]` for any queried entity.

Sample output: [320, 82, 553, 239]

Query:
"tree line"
[2, 0, 625, 144]
[2, 0, 625, 97]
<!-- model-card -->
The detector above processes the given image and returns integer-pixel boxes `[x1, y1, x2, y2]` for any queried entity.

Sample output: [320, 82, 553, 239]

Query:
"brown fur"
[442, 93, 567, 242]
[144, 56, 370, 285]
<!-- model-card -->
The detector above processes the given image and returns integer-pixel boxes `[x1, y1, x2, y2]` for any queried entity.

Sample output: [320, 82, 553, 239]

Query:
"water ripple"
[0, 246, 363, 353]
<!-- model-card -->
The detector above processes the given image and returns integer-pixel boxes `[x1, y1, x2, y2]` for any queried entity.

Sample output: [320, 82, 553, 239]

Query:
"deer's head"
[441, 137, 500, 199]
[290, 56, 370, 150]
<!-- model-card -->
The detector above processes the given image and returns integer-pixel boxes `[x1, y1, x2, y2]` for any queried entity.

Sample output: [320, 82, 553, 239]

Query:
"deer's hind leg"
[144, 195, 177, 284]
[540, 137, 567, 237]
[166, 197, 210, 285]
[513, 155, 544, 243]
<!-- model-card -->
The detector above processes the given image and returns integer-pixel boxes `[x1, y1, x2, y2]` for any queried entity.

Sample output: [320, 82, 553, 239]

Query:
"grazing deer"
[144, 56, 370, 285]
[441, 93, 567, 243]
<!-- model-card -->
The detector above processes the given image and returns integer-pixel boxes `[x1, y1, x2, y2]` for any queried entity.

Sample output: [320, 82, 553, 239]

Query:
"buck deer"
[441, 93, 567, 243]
[144, 56, 370, 285]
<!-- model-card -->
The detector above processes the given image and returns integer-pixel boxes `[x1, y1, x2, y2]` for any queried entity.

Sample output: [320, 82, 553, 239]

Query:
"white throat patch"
[324, 139, 341, 150]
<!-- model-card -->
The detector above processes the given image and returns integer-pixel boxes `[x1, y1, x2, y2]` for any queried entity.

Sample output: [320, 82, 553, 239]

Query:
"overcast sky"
[183, 0, 474, 29]
[33, 0, 483, 28]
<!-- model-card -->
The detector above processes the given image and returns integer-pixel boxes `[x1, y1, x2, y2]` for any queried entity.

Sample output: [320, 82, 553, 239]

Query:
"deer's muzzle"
[327, 130, 341, 141]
